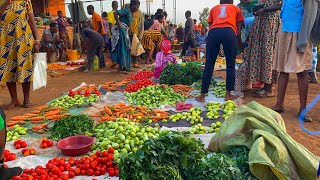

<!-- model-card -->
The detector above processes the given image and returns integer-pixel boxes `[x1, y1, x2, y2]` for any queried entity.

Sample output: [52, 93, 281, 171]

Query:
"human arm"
[114, 10, 122, 29]
[97, 21, 103, 33]
[254, 2, 282, 16]
[26, 0, 40, 52]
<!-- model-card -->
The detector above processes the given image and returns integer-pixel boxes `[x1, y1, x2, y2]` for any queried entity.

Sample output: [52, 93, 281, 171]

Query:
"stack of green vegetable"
[91, 118, 160, 163]
[125, 85, 186, 107]
[49, 115, 94, 141]
[160, 64, 202, 85]
[213, 81, 226, 98]
[119, 132, 248, 180]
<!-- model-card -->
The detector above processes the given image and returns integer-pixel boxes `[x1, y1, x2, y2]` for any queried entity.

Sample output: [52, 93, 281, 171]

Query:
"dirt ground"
[0, 66, 319, 156]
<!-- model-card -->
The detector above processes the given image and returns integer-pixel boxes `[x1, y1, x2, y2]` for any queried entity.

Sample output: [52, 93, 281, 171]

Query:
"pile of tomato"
[12, 148, 118, 180]
[123, 79, 156, 93]
[3, 150, 16, 162]
[68, 89, 100, 97]
[127, 70, 154, 81]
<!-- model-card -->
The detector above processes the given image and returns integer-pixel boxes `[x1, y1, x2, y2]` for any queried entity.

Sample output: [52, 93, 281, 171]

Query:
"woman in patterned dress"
[238, 0, 281, 97]
[0, 0, 39, 109]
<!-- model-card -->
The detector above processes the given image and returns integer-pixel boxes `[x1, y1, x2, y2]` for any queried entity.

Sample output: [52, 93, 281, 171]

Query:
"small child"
[196, 0, 244, 102]
[154, 39, 177, 79]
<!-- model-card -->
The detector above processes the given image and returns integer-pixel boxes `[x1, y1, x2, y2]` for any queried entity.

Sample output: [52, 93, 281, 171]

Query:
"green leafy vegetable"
[191, 153, 244, 180]
[160, 64, 202, 85]
[49, 115, 94, 141]
[119, 132, 206, 180]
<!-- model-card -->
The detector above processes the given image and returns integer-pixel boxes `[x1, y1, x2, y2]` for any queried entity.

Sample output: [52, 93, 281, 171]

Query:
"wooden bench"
[191, 47, 206, 61]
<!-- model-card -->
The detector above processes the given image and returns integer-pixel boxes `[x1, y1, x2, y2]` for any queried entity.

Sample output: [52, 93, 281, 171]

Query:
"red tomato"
[40, 143, 48, 149]
[107, 155, 114, 161]
[75, 168, 81, 176]
[108, 148, 114, 154]
[4, 150, 10, 156]
[59, 166, 65, 172]
[86, 169, 94, 176]
[14, 140, 22, 146]
[115, 169, 119, 176]
[99, 168, 107, 175]
[108, 169, 116, 177]
[21, 141, 28, 148]
[47, 141, 53, 147]
[95, 157, 102, 163]
[106, 162, 113, 168]
[94, 170, 100, 176]
[68, 171, 75, 178]
[102, 151, 108, 157]
[60, 174, 68, 180]
[15, 144, 21, 149]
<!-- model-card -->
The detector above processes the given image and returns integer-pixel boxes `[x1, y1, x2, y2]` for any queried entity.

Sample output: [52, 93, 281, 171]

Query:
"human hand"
[34, 42, 40, 53]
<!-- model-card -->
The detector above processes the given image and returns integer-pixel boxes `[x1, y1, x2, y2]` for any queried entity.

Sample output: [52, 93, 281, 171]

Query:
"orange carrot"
[30, 116, 45, 121]
[23, 113, 37, 117]
[47, 115, 66, 120]
[104, 106, 113, 116]
[10, 116, 28, 121]
[44, 110, 61, 117]
[100, 117, 116, 121]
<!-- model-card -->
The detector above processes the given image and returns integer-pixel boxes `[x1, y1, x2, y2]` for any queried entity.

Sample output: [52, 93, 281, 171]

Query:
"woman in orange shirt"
[196, 0, 244, 102]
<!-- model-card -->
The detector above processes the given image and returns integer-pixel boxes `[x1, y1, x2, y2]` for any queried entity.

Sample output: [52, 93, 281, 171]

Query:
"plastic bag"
[131, 34, 145, 56]
[33, 53, 47, 91]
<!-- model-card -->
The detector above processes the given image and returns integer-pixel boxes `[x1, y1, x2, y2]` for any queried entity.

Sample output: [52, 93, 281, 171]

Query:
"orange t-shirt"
[92, 12, 106, 36]
[208, 4, 244, 35]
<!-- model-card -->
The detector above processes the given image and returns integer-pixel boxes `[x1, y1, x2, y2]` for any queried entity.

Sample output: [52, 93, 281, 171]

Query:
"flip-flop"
[252, 90, 275, 98]
[298, 114, 313, 122]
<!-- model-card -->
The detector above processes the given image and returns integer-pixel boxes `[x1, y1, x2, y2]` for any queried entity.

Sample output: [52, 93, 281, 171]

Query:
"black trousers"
[181, 38, 197, 56]
[201, 28, 237, 94]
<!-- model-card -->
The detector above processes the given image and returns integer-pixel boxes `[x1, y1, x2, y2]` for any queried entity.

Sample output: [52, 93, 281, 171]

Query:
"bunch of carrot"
[10, 105, 70, 125]
[100, 80, 131, 92]
[170, 84, 194, 97]
[77, 84, 98, 92]
[96, 103, 169, 123]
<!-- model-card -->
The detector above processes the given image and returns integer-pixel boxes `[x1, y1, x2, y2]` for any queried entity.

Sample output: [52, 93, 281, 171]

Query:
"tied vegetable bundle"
[160, 64, 202, 85]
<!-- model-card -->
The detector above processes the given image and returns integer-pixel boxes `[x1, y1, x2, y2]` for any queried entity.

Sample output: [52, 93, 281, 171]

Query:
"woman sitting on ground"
[154, 38, 177, 79]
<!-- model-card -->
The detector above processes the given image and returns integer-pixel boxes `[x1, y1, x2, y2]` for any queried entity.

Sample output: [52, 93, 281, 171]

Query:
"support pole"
[173, 0, 176, 24]
[162, 0, 165, 11]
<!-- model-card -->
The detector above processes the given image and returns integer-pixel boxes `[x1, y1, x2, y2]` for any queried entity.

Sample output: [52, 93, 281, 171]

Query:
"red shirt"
[208, 4, 244, 35]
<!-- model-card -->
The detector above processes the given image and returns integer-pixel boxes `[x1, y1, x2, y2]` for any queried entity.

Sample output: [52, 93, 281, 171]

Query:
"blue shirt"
[280, 0, 304, 32]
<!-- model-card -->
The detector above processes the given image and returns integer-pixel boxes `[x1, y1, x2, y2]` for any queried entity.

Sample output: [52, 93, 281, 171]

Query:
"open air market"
[0, 0, 320, 179]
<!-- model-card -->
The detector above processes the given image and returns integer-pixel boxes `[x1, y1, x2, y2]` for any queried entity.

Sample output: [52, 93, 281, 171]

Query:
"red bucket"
[56, 135, 95, 157]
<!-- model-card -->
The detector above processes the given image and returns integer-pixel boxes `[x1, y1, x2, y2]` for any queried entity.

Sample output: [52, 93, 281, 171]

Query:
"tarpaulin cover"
[208, 101, 319, 180]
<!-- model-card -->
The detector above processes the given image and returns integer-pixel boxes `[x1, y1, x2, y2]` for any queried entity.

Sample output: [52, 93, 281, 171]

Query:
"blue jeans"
[201, 28, 237, 93]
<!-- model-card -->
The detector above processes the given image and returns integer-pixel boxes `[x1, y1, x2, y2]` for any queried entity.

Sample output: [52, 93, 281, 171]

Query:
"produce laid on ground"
[98, 103, 169, 123]
[101, 80, 131, 91]
[49, 115, 94, 141]
[213, 81, 226, 98]
[3, 150, 17, 162]
[10, 106, 70, 125]
[169, 107, 203, 124]
[170, 84, 194, 97]
[160, 64, 202, 85]
[11, 150, 119, 179]
[49, 94, 99, 109]
[206, 101, 237, 120]
[123, 79, 156, 93]
[126, 70, 154, 80]
[125, 85, 186, 107]
[91, 118, 160, 163]
[47, 64, 73, 70]
[6, 125, 28, 141]
[193, 79, 217, 90]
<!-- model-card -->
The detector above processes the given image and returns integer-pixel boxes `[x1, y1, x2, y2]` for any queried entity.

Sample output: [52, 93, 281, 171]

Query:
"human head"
[50, 22, 58, 33]
[220, 0, 233, 4]
[201, 27, 207, 35]
[82, 22, 90, 29]
[102, 12, 107, 18]
[87, 5, 94, 15]
[193, 19, 197, 24]
[130, 0, 140, 12]
[57, 11, 63, 18]
[112, 1, 118, 10]
[169, 23, 173, 28]
[156, 13, 164, 23]
[156, 9, 164, 15]
[178, 23, 183, 28]
[160, 38, 172, 54]
[185, 11, 191, 19]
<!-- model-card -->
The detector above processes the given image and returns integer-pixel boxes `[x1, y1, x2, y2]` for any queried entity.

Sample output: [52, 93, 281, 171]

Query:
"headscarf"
[178, 23, 183, 28]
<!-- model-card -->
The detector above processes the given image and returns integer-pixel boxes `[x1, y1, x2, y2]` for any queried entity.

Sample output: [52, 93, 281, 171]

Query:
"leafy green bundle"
[119, 132, 206, 180]
[49, 115, 94, 141]
[160, 64, 202, 85]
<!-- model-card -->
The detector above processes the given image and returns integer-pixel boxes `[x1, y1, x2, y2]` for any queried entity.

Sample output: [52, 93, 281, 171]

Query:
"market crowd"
[0, 0, 319, 178]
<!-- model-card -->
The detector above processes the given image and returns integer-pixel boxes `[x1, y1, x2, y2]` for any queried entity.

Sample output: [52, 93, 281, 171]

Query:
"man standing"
[87, 5, 106, 67]
[181, 11, 196, 57]
[57, 10, 71, 49]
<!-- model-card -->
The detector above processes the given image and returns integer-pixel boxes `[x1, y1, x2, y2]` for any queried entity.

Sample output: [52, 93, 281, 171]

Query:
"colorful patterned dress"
[240, 0, 280, 85]
[0, 0, 34, 83]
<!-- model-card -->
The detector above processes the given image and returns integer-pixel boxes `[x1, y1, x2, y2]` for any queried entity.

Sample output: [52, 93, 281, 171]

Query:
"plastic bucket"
[66, 50, 80, 61]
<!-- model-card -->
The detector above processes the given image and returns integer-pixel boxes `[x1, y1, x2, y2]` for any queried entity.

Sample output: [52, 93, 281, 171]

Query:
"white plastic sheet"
[33, 53, 47, 91]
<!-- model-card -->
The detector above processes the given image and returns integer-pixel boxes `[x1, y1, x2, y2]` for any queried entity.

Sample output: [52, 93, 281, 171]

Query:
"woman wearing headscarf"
[237, 0, 258, 42]
[237, 0, 281, 98]
[0, 0, 39, 109]
[111, 3, 132, 73]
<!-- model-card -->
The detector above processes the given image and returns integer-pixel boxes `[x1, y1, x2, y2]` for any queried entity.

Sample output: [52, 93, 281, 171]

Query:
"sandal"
[272, 107, 285, 113]
[252, 90, 275, 98]
[298, 113, 313, 122]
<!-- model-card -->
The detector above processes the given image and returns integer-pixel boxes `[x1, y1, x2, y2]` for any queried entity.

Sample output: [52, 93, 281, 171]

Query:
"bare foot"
[5, 100, 20, 110]
[23, 101, 33, 108]
[195, 96, 205, 102]
[271, 105, 285, 113]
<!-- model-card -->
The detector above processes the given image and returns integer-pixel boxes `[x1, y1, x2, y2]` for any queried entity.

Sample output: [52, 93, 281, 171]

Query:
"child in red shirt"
[196, 0, 244, 102]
